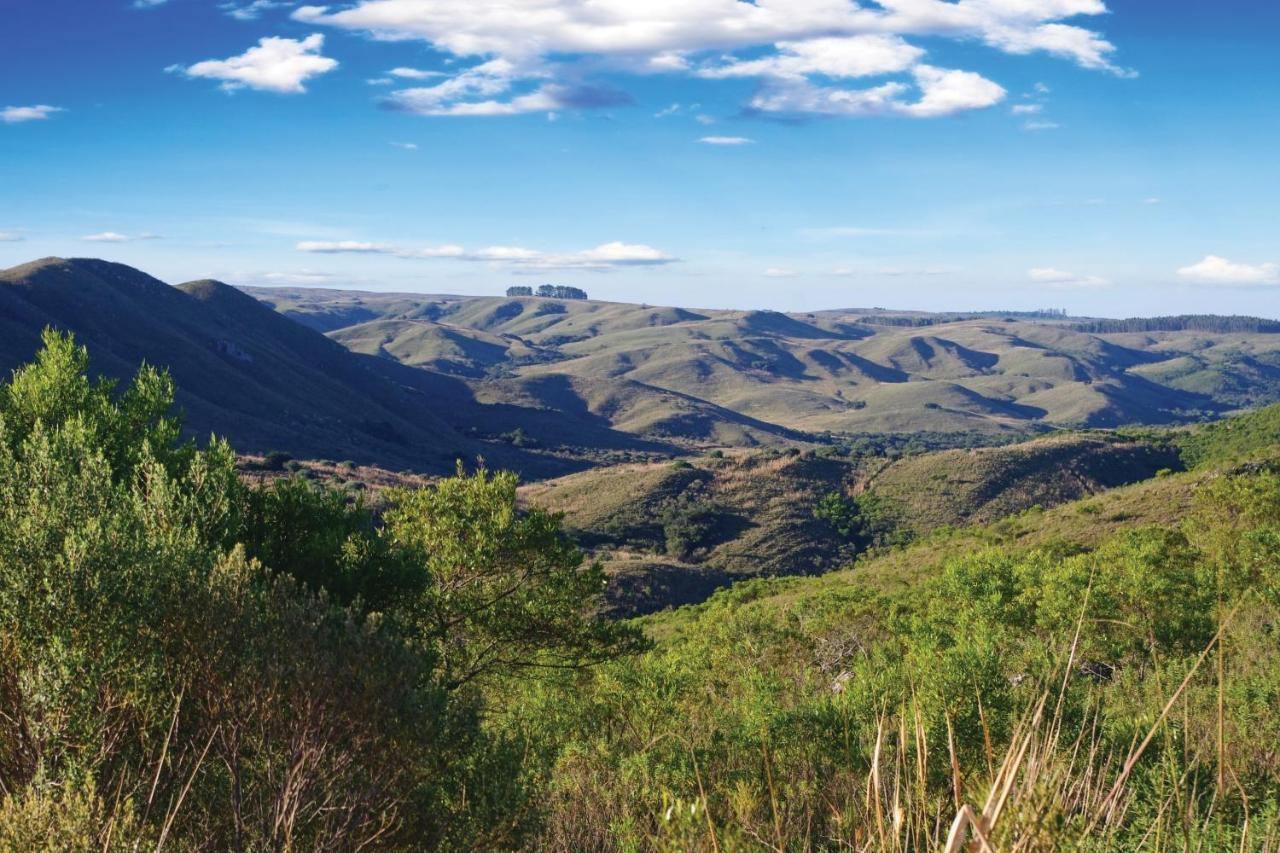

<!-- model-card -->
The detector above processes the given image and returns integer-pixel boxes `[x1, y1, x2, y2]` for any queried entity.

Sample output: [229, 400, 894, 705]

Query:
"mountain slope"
[0, 258, 479, 471]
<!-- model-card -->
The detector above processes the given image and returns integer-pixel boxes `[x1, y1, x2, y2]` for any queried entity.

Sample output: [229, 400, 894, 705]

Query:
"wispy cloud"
[389, 67, 446, 80]
[1023, 120, 1061, 131]
[169, 34, 337, 94]
[1029, 267, 1109, 288]
[390, 141, 419, 150]
[220, 0, 293, 20]
[297, 238, 676, 270]
[1177, 255, 1279, 286]
[82, 232, 162, 243]
[0, 231, 25, 242]
[699, 136, 753, 145]
[764, 267, 799, 278]
[2, 104, 64, 124]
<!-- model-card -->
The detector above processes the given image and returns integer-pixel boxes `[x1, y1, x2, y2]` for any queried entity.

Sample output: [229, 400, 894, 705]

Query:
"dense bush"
[0, 330, 641, 850]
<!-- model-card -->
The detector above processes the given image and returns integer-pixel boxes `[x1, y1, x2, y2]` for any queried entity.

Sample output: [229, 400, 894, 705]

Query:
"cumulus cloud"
[699, 136, 753, 145]
[82, 232, 161, 243]
[292, 0, 1126, 118]
[1029, 267, 1109, 288]
[297, 238, 675, 270]
[1177, 255, 1279, 286]
[2, 104, 64, 124]
[171, 34, 337, 93]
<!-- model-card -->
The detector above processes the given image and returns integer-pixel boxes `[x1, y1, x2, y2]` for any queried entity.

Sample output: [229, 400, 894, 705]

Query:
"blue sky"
[2, 0, 1277, 315]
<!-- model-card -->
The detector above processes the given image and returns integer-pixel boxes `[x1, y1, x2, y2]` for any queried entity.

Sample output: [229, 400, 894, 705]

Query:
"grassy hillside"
[523, 430, 1181, 615]
[1174, 400, 1280, 468]
[863, 431, 1182, 529]
[251, 287, 1280, 445]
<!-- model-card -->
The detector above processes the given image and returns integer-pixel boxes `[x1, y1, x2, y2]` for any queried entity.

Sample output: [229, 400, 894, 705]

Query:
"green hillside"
[523, 430, 1183, 615]
[251, 287, 1280, 446]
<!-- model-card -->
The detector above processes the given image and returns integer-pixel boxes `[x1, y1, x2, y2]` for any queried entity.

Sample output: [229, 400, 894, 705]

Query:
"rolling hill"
[253, 287, 1280, 445]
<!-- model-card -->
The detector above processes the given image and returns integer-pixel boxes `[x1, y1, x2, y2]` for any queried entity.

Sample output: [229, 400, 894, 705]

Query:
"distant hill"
[253, 287, 1280, 441]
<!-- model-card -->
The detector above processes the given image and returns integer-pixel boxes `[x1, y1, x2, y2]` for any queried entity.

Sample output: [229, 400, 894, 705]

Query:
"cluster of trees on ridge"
[505, 284, 589, 299]
[1, 330, 1278, 849]
[1071, 314, 1280, 334]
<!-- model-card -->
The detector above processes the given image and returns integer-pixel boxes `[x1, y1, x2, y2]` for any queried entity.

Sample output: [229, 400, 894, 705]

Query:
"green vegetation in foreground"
[3, 331, 1280, 849]
[0, 330, 641, 849]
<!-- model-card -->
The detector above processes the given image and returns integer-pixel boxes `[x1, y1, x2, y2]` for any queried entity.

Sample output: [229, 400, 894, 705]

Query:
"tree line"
[506, 285, 589, 300]
[1071, 314, 1280, 334]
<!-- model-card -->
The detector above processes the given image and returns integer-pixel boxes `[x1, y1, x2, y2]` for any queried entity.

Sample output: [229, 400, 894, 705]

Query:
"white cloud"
[1023, 119, 1061, 130]
[172, 34, 337, 94]
[297, 238, 674, 269]
[390, 141, 419, 150]
[1011, 103, 1042, 114]
[746, 64, 1004, 117]
[898, 65, 1007, 118]
[0, 232, 24, 242]
[1029, 267, 1109, 288]
[82, 232, 161, 243]
[1143, 197, 1162, 205]
[700, 35, 923, 81]
[389, 67, 447, 80]
[2, 104, 64, 124]
[764, 267, 799, 278]
[1177, 255, 1279, 286]
[699, 136, 753, 145]
[220, 0, 293, 20]
[292, 0, 1125, 118]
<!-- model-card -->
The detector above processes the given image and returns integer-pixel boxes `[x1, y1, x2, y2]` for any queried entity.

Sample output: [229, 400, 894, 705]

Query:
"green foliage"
[0, 330, 637, 849]
[1177, 401, 1280, 468]
[502, 465, 1280, 849]
[385, 465, 646, 690]
[813, 489, 912, 549]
